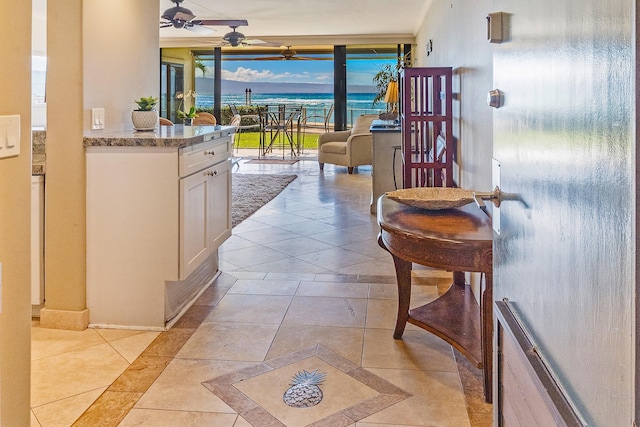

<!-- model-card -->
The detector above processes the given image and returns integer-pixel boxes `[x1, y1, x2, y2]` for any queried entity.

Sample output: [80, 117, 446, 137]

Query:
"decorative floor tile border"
[202, 344, 412, 427]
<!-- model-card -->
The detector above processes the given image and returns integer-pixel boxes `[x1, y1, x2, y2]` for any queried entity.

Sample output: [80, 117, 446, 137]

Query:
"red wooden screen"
[400, 67, 454, 188]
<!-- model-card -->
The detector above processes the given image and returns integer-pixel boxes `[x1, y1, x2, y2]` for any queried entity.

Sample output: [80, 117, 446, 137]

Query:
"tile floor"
[30, 152, 492, 426]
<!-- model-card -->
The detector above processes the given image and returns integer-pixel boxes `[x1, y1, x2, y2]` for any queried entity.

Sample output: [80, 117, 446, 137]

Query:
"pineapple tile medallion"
[283, 370, 326, 408]
[202, 344, 412, 427]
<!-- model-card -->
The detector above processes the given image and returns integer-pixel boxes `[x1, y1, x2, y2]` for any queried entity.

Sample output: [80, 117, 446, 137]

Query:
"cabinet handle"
[204, 150, 215, 156]
[206, 170, 218, 176]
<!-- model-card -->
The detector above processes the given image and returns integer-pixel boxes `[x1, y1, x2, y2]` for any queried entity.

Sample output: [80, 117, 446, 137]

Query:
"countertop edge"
[83, 125, 235, 148]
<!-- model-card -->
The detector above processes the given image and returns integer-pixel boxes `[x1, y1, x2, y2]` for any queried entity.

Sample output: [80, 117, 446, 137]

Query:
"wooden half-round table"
[377, 195, 494, 402]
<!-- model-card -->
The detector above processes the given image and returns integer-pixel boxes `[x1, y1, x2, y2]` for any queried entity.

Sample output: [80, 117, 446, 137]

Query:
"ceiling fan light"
[223, 30, 245, 47]
[161, 5, 195, 22]
[224, 31, 245, 40]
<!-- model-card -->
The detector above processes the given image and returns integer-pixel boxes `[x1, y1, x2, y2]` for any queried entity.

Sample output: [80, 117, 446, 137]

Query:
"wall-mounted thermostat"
[486, 12, 505, 43]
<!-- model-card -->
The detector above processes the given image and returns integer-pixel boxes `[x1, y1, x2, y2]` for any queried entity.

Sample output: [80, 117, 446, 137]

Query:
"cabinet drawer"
[179, 135, 231, 177]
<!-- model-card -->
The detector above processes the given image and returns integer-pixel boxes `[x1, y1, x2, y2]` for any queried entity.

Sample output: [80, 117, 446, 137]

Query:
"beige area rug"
[246, 159, 299, 165]
[232, 174, 298, 227]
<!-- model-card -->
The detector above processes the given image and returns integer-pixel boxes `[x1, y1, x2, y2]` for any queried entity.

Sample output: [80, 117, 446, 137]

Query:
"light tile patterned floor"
[30, 154, 492, 426]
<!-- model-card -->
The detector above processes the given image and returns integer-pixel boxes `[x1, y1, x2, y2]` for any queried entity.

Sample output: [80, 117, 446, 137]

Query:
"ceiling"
[159, 0, 428, 49]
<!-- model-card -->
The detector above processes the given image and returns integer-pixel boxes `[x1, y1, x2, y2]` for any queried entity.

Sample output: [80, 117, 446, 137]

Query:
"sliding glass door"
[160, 62, 184, 123]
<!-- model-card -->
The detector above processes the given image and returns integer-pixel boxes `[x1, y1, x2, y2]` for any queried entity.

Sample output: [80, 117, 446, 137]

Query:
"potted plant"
[132, 95, 159, 130]
[372, 63, 401, 120]
[176, 90, 198, 125]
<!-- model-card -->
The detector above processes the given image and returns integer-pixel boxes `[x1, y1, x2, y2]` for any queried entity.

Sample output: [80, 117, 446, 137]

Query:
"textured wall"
[491, 0, 635, 425]
[415, 0, 494, 192]
[415, 0, 494, 299]
[417, 0, 636, 423]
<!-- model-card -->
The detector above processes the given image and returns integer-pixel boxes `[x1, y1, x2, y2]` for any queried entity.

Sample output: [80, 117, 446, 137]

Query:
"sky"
[199, 57, 394, 87]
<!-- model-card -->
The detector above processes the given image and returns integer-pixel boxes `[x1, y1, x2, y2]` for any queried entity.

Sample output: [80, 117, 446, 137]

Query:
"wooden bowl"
[385, 187, 475, 210]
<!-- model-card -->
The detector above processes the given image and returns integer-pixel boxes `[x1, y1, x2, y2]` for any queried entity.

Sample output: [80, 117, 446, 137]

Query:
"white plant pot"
[131, 110, 158, 130]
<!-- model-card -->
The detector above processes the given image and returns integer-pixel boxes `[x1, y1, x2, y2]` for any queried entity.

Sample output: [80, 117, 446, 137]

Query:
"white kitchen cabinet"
[180, 158, 231, 279]
[85, 126, 233, 329]
[180, 163, 210, 279]
[206, 160, 232, 249]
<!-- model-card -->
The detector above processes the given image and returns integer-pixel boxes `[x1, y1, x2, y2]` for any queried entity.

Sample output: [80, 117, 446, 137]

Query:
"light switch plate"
[492, 158, 501, 234]
[91, 108, 105, 130]
[0, 115, 20, 159]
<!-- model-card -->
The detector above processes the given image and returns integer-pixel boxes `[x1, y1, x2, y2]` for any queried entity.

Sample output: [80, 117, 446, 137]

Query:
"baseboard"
[39, 307, 90, 331]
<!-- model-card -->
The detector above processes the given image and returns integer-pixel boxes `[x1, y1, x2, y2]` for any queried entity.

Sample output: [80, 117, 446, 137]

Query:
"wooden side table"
[377, 195, 494, 402]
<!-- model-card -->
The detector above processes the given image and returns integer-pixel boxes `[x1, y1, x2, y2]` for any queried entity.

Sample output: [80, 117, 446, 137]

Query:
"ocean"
[196, 92, 384, 124]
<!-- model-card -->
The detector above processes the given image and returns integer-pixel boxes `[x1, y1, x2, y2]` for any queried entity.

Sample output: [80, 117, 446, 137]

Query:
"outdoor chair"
[230, 104, 261, 151]
[229, 114, 242, 169]
[159, 117, 174, 126]
[193, 112, 216, 125]
[302, 104, 333, 133]
[259, 104, 298, 158]
[317, 114, 378, 174]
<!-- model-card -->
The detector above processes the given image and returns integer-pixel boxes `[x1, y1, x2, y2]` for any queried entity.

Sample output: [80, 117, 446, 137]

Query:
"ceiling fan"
[160, 0, 248, 35]
[212, 26, 281, 48]
[253, 46, 328, 61]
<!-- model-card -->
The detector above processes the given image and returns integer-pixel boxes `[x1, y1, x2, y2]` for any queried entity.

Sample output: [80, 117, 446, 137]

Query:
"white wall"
[83, 1, 160, 133]
[32, 0, 47, 127]
[414, 0, 494, 300]
[414, 0, 494, 192]
[43, 0, 160, 321]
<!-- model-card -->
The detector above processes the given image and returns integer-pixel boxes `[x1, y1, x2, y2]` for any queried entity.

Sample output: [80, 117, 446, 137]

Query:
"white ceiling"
[159, 0, 428, 48]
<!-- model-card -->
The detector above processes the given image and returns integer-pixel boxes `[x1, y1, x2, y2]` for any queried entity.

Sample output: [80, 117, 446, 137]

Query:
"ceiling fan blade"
[185, 24, 215, 35]
[159, 21, 173, 28]
[248, 55, 328, 61]
[196, 19, 248, 27]
[251, 56, 288, 60]
[243, 40, 283, 47]
[207, 40, 230, 47]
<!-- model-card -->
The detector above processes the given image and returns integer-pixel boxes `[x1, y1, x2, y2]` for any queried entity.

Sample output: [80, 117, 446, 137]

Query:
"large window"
[193, 57, 214, 110]
[160, 62, 184, 123]
[189, 44, 405, 127]
[32, 54, 47, 127]
[32, 55, 47, 104]
[346, 46, 400, 124]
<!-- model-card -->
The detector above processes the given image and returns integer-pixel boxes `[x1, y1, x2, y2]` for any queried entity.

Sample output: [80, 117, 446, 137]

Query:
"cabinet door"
[180, 169, 210, 280]
[207, 159, 232, 249]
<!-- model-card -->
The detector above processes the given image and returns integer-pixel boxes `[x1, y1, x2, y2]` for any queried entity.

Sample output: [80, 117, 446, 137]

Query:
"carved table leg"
[392, 254, 412, 339]
[452, 271, 465, 286]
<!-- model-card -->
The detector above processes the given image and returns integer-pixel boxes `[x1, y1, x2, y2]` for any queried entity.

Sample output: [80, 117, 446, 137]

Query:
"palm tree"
[195, 60, 207, 77]
[372, 63, 399, 107]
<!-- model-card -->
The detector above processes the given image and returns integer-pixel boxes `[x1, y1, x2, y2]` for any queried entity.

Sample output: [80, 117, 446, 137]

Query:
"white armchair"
[317, 114, 378, 174]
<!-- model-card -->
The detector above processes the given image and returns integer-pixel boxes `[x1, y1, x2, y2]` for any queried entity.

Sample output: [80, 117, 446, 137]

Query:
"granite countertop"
[32, 129, 47, 175]
[83, 125, 235, 148]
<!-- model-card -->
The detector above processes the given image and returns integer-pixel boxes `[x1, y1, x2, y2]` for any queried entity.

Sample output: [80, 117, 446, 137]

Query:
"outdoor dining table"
[259, 105, 302, 158]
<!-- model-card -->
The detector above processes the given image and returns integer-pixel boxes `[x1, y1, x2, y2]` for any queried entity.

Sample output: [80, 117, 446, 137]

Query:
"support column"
[41, 0, 88, 330]
[333, 45, 347, 131]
